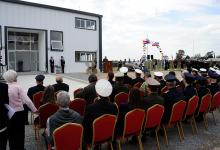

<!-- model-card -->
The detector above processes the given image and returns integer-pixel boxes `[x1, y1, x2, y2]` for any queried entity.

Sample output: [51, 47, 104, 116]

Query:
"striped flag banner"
[143, 38, 150, 44]
[152, 42, 159, 46]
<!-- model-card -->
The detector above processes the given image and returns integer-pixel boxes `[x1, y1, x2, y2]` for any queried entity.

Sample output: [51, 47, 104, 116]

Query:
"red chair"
[183, 96, 199, 134]
[31, 91, 44, 124]
[162, 100, 186, 145]
[144, 105, 164, 150]
[117, 109, 145, 150]
[53, 123, 83, 150]
[161, 86, 168, 94]
[115, 92, 129, 106]
[88, 114, 117, 150]
[209, 92, 220, 125]
[34, 103, 59, 140]
[69, 98, 86, 116]
[73, 88, 83, 98]
[134, 82, 142, 88]
[196, 94, 212, 130]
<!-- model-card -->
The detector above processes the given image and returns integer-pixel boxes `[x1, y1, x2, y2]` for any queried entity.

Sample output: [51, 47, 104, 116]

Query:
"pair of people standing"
[49, 56, 65, 73]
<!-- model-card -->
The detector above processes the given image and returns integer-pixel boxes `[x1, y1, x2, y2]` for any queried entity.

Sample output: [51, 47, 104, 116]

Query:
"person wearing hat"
[82, 79, 118, 145]
[120, 67, 132, 86]
[132, 69, 145, 86]
[183, 73, 197, 102]
[154, 71, 166, 94]
[81, 74, 98, 105]
[162, 74, 184, 123]
[140, 72, 152, 96]
[26, 74, 45, 124]
[199, 68, 207, 77]
[169, 71, 180, 85]
[143, 78, 164, 110]
[207, 71, 220, 96]
[110, 72, 129, 102]
[191, 68, 199, 77]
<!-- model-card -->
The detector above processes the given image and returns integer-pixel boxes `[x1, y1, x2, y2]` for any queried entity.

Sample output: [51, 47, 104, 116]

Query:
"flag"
[152, 42, 159, 46]
[143, 38, 150, 44]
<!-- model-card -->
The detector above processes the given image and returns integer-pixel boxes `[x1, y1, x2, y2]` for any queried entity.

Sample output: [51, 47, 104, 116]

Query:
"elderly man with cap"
[26, 74, 45, 124]
[182, 73, 197, 102]
[162, 74, 184, 123]
[82, 79, 118, 145]
[53, 75, 69, 92]
[154, 71, 166, 93]
[207, 70, 220, 96]
[120, 67, 132, 86]
[110, 72, 129, 102]
[143, 78, 164, 110]
[132, 69, 145, 86]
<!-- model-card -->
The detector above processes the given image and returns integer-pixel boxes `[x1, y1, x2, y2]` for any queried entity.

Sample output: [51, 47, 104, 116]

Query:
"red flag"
[152, 42, 159, 46]
[143, 38, 150, 44]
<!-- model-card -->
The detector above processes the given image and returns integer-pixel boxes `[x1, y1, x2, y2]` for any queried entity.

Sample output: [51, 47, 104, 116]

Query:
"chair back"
[184, 96, 199, 119]
[39, 103, 59, 128]
[73, 88, 83, 98]
[53, 123, 83, 150]
[210, 92, 220, 111]
[198, 94, 212, 114]
[115, 92, 129, 106]
[69, 98, 86, 116]
[145, 105, 164, 129]
[169, 100, 186, 125]
[134, 82, 142, 88]
[123, 109, 145, 138]
[161, 86, 168, 94]
[33, 91, 44, 109]
[92, 114, 117, 145]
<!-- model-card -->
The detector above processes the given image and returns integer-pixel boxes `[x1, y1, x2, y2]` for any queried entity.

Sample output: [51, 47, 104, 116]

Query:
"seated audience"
[199, 68, 208, 77]
[120, 67, 132, 86]
[132, 69, 145, 86]
[154, 72, 166, 94]
[108, 72, 115, 85]
[168, 71, 180, 85]
[42, 85, 56, 105]
[183, 73, 197, 102]
[82, 79, 118, 144]
[191, 68, 199, 77]
[53, 75, 69, 92]
[81, 74, 98, 104]
[140, 72, 152, 96]
[207, 70, 220, 96]
[46, 91, 82, 147]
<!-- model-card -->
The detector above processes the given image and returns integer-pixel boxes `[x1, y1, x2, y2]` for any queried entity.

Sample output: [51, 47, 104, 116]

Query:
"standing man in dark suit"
[53, 75, 69, 92]
[143, 78, 164, 110]
[132, 69, 145, 86]
[82, 79, 118, 145]
[49, 56, 55, 73]
[25, 75, 45, 124]
[120, 67, 132, 86]
[162, 74, 184, 123]
[0, 82, 9, 150]
[61, 56, 65, 73]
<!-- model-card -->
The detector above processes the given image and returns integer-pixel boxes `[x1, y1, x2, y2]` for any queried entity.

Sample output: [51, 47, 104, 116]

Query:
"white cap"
[214, 66, 219, 70]
[154, 71, 163, 77]
[210, 67, 216, 72]
[192, 68, 198, 72]
[216, 70, 220, 75]
[115, 71, 124, 77]
[135, 69, 142, 74]
[199, 68, 207, 72]
[95, 79, 112, 97]
[119, 67, 128, 73]
[146, 77, 160, 86]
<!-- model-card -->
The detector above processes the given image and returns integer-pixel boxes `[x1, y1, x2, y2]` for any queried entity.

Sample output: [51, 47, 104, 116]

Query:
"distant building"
[0, 0, 102, 73]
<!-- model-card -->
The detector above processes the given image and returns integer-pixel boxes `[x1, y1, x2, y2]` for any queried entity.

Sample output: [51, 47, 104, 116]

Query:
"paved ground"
[9, 71, 220, 150]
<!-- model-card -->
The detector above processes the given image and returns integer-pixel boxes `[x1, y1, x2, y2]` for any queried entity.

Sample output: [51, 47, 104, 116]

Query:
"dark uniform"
[81, 83, 97, 105]
[207, 71, 220, 96]
[183, 85, 197, 102]
[61, 57, 65, 73]
[110, 83, 129, 102]
[132, 77, 145, 86]
[0, 83, 9, 150]
[49, 57, 54, 73]
[144, 93, 164, 110]
[53, 82, 69, 92]
[123, 75, 133, 86]
[82, 97, 118, 144]
[27, 84, 45, 100]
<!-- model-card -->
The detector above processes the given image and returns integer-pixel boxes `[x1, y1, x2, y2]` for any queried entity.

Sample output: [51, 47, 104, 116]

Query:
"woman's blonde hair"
[3, 70, 17, 83]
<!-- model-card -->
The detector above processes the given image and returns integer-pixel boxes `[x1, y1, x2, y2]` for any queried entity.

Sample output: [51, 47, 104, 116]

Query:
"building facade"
[0, 0, 102, 73]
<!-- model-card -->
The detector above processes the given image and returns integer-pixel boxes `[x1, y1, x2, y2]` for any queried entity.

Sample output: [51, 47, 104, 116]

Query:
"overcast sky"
[25, 0, 220, 60]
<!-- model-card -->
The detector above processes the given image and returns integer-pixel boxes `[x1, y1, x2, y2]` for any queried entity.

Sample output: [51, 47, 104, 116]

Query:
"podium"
[103, 61, 113, 73]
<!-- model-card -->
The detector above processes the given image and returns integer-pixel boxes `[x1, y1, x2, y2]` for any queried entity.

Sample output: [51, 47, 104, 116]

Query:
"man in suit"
[25, 75, 45, 124]
[82, 79, 118, 144]
[81, 74, 98, 104]
[132, 69, 145, 86]
[143, 78, 164, 110]
[162, 74, 184, 123]
[49, 56, 55, 73]
[61, 56, 65, 73]
[53, 75, 69, 92]
[0, 82, 9, 150]
[120, 67, 132, 86]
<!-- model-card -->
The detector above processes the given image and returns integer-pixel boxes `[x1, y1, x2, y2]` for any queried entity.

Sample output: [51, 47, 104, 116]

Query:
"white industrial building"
[0, 0, 102, 73]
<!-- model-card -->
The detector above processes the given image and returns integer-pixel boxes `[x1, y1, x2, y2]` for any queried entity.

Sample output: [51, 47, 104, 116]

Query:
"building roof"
[0, 0, 102, 18]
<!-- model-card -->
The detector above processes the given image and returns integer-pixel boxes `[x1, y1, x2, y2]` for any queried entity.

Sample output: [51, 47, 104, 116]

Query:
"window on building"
[51, 31, 63, 51]
[75, 18, 96, 30]
[75, 51, 96, 62]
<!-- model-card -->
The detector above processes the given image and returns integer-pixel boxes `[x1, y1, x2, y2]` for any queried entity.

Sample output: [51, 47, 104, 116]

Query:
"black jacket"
[82, 98, 118, 144]
[82, 82, 97, 104]
[207, 83, 220, 96]
[123, 75, 133, 86]
[27, 84, 45, 100]
[143, 93, 164, 110]
[53, 82, 69, 92]
[132, 77, 145, 86]
[110, 83, 129, 102]
[0, 82, 9, 130]
[183, 85, 197, 102]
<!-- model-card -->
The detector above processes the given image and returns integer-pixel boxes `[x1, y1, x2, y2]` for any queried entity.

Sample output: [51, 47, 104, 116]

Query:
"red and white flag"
[152, 42, 159, 46]
[143, 38, 150, 44]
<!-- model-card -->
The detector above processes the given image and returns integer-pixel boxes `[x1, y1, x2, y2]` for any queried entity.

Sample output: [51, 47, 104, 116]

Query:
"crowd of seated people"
[0, 66, 220, 150]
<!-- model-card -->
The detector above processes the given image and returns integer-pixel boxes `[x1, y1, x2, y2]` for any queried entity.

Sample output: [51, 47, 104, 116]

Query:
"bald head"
[56, 75, 63, 83]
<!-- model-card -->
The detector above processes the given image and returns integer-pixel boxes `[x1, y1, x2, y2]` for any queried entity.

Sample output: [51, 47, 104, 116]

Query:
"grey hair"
[3, 70, 17, 83]
[57, 91, 70, 108]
